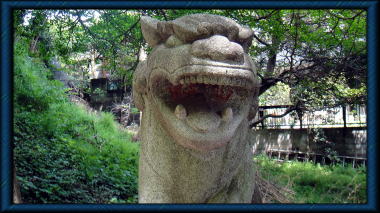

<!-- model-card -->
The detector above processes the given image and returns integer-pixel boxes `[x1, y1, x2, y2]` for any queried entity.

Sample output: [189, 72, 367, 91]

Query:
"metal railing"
[252, 104, 367, 129]
[264, 149, 367, 168]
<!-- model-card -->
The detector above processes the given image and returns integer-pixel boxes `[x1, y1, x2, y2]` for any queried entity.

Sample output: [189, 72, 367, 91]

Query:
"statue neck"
[138, 100, 254, 203]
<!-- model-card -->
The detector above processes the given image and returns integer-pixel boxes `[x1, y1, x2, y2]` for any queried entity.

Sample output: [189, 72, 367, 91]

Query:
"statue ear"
[248, 98, 259, 121]
[248, 83, 260, 120]
[140, 16, 164, 47]
[132, 61, 148, 110]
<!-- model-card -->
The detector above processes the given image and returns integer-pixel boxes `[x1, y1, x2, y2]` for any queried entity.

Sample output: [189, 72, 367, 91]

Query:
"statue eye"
[165, 35, 184, 48]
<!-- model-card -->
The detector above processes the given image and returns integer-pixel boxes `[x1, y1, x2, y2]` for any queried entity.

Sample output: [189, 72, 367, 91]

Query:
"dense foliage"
[14, 9, 366, 111]
[13, 38, 139, 203]
[255, 155, 366, 203]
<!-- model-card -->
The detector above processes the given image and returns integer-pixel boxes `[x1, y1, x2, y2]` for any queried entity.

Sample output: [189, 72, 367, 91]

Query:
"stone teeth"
[202, 76, 209, 84]
[203, 76, 209, 84]
[235, 78, 242, 86]
[175, 104, 187, 120]
[186, 76, 192, 84]
[231, 78, 236, 85]
[235, 79, 241, 86]
[222, 107, 233, 123]
[196, 76, 202, 84]
[190, 76, 197, 83]
[224, 77, 231, 85]
[207, 77, 214, 84]
[241, 79, 247, 87]
[177, 75, 250, 88]
[183, 77, 189, 84]
[218, 77, 225, 85]
[242, 80, 246, 87]
[246, 80, 252, 88]
[222, 77, 231, 86]
[210, 78, 218, 85]
[233, 78, 240, 86]
[216, 77, 222, 85]
[200, 76, 206, 84]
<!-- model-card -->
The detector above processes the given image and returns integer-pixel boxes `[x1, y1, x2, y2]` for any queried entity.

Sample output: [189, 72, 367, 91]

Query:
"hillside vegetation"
[13, 38, 139, 204]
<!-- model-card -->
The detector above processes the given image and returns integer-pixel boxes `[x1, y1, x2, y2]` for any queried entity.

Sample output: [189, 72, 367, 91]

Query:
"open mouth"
[152, 71, 252, 133]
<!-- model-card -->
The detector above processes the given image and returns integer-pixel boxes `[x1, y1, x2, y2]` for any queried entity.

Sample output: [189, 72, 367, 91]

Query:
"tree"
[14, 9, 367, 126]
[218, 9, 366, 127]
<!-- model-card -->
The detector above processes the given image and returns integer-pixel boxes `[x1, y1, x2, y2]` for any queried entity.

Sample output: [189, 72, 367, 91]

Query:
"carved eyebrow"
[141, 14, 254, 47]
[168, 14, 253, 44]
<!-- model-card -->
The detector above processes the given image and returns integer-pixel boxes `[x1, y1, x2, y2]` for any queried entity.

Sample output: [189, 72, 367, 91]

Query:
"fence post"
[342, 105, 347, 128]
[297, 110, 303, 129]
[259, 108, 265, 129]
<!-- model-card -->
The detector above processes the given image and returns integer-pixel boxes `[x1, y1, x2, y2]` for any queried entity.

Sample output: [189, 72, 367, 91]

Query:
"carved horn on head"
[140, 16, 162, 47]
[140, 16, 173, 47]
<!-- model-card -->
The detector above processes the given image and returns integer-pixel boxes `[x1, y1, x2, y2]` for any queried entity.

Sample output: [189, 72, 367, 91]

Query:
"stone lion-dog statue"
[133, 13, 260, 203]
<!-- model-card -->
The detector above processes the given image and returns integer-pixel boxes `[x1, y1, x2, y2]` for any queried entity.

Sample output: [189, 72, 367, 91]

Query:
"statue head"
[133, 13, 260, 152]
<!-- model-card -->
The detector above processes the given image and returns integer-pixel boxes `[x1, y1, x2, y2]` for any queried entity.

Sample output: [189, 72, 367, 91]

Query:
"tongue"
[186, 108, 221, 132]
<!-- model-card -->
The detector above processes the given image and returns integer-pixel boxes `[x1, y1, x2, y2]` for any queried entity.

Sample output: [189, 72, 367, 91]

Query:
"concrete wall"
[250, 127, 367, 158]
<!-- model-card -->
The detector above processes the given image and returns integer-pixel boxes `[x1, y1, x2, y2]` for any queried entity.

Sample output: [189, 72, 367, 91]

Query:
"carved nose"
[191, 35, 244, 63]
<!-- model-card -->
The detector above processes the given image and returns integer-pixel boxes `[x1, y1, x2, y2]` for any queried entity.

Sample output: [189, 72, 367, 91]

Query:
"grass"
[254, 154, 367, 203]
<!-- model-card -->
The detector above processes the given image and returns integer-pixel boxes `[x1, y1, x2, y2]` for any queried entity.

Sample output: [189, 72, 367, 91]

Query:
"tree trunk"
[29, 35, 40, 53]
[13, 162, 22, 204]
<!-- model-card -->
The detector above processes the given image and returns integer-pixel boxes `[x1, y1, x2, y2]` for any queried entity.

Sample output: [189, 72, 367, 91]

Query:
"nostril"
[191, 35, 244, 63]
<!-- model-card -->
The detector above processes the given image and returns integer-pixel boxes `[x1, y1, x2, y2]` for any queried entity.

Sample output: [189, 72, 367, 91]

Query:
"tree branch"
[258, 64, 317, 95]
[289, 11, 300, 72]
[74, 10, 140, 46]
[121, 17, 141, 44]
[254, 10, 278, 21]
[252, 32, 270, 46]
[249, 105, 298, 128]
[326, 10, 365, 20]
[74, 10, 115, 45]
[160, 9, 168, 21]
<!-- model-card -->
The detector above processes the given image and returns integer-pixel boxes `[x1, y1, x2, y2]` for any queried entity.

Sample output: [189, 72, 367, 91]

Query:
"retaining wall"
[250, 127, 367, 158]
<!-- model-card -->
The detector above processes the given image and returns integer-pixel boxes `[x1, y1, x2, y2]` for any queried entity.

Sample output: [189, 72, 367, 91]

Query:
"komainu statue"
[133, 13, 260, 203]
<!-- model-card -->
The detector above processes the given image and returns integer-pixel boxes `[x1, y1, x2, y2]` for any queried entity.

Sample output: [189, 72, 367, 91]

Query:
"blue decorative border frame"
[1, 1, 378, 212]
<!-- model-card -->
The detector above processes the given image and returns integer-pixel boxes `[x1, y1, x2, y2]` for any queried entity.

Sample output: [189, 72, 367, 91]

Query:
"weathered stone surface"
[133, 13, 260, 203]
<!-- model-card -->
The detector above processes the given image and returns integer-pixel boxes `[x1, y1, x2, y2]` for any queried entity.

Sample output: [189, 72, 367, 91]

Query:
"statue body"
[133, 14, 260, 203]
